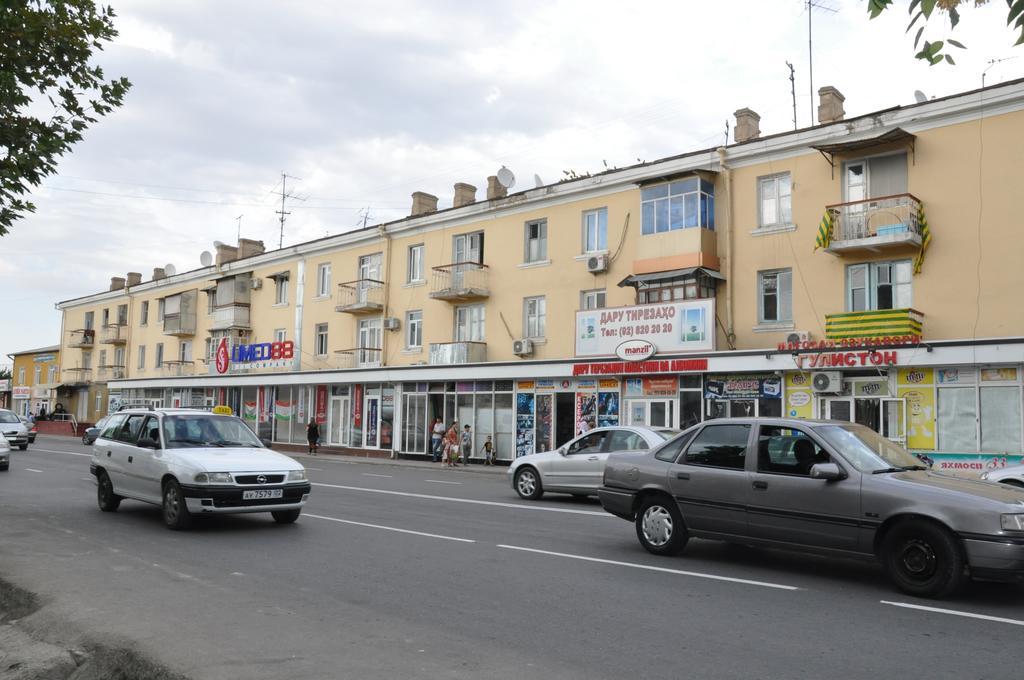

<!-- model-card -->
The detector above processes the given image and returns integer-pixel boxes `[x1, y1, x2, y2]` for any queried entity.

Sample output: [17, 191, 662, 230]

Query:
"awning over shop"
[618, 266, 726, 288]
[811, 127, 916, 176]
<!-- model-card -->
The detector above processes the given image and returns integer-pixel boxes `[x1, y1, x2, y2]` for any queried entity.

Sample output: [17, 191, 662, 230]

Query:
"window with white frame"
[81, 352, 91, 370]
[84, 311, 94, 330]
[140, 301, 149, 326]
[316, 263, 331, 297]
[937, 367, 1022, 454]
[34, 366, 41, 384]
[102, 308, 109, 326]
[157, 299, 165, 322]
[315, 323, 329, 356]
[137, 346, 146, 370]
[275, 276, 289, 305]
[455, 305, 485, 342]
[98, 350, 106, 369]
[47, 365, 57, 384]
[758, 269, 792, 323]
[846, 260, 912, 311]
[95, 391, 102, 413]
[581, 289, 606, 310]
[523, 219, 547, 263]
[406, 310, 422, 349]
[154, 343, 164, 368]
[758, 173, 792, 228]
[641, 177, 715, 234]
[274, 328, 286, 343]
[523, 296, 546, 338]
[117, 304, 128, 325]
[179, 341, 192, 362]
[583, 208, 608, 252]
[357, 318, 382, 366]
[407, 244, 424, 283]
[205, 289, 215, 314]
[17, 367, 24, 384]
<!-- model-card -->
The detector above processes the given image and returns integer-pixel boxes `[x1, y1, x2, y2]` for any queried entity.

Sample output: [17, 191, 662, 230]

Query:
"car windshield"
[161, 414, 263, 449]
[653, 428, 680, 440]
[0, 412, 20, 424]
[815, 424, 925, 473]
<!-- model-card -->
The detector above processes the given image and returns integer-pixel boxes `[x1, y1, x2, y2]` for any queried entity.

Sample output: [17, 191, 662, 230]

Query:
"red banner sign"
[353, 384, 363, 427]
[573, 358, 708, 376]
[794, 351, 898, 369]
[315, 385, 328, 425]
[778, 336, 920, 352]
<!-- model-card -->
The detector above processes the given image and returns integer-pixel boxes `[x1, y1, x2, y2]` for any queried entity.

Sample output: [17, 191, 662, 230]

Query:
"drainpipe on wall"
[716, 147, 736, 348]
[293, 259, 305, 371]
[380, 225, 392, 367]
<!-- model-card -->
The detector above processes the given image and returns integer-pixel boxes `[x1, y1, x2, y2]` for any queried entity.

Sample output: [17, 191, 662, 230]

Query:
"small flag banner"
[814, 209, 834, 251]
[242, 400, 257, 421]
[913, 202, 931, 274]
[274, 399, 293, 421]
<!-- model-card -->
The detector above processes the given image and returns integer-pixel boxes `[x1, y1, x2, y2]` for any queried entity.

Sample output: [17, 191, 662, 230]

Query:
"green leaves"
[0, 0, 132, 236]
[869, 0, 989, 66]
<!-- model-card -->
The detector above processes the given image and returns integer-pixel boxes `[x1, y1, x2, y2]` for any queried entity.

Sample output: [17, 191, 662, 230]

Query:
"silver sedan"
[982, 464, 1024, 489]
[508, 426, 678, 500]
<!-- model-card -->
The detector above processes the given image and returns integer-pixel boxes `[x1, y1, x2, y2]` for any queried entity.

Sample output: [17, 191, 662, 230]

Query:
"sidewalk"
[285, 448, 509, 476]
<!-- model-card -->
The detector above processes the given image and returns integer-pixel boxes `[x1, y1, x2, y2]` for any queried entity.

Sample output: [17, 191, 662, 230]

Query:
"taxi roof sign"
[212, 405, 233, 416]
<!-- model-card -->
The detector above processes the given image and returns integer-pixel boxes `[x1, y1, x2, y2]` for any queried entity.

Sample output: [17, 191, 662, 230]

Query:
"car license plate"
[242, 489, 283, 500]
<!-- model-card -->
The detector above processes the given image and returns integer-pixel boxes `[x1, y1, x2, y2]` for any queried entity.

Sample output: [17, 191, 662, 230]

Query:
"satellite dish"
[213, 240, 225, 249]
[164, 263, 177, 276]
[200, 251, 213, 267]
[534, 174, 544, 188]
[913, 90, 928, 104]
[496, 165, 515, 189]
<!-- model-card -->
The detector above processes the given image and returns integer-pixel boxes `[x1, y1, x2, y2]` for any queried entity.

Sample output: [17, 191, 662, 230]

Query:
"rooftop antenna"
[235, 214, 243, 242]
[982, 57, 1016, 88]
[807, 1, 838, 126]
[786, 61, 797, 130]
[533, 173, 544, 188]
[913, 90, 928, 104]
[496, 165, 516, 190]
[200, 251, 213, 267]
[275, 172, 305, 249]
[164, 263, 177, 277]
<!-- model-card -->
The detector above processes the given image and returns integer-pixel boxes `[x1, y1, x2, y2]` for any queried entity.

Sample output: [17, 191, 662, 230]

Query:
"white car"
[90, 408, 311, 529]
[0, 409, 29, 450]
[981, 464, 1024, 489]
[0, 437, 9, 471]
[509, 426, 678, 500]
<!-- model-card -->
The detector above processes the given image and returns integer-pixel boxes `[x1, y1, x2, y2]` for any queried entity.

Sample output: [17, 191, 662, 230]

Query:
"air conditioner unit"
[382, 317, 400, 331]
[250, 278, 263, 290]
[811, 371, 843, 393]
[786, 330, 811, 345]
[586, 255, 608, 274]
[512, 339, 534, 356]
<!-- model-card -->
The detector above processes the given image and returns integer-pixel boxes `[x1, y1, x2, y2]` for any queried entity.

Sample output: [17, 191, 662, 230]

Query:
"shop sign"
[853, 380, 889, 397]
[12, 387, 30, 399]
[794, 351, 898, 369]
[777, 336, 920, 351]
[536, 380, 555, 392]
[788, 392, 811, 408]
[576, 300, 714, 357]
[576, 379, 597, 391]
[316, 385, 328, 425]
[625, 377, 677, 397]
[230, 340, 294, 372]
[352, 384, 362, 427]
[981, 367, 1018, 382]
[573, 358, 707, 376]
[937, 368, 974, 384]
[33, 354, 56, 363]
[615, 339, 656, 362]
[705, 374, 782, 400]
[517, 381, 536, 391]
[597, 379, 620, 390]
[933, 454, 1023, 473]
[215, 338, 230, 374]
[0, 379, 10, 391]
[31, 387, 49, 399]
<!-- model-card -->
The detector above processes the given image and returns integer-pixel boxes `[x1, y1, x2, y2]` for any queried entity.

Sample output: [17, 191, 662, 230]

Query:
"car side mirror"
[558, 445, 568, 456]
[138, 437, 160, 450]
[260, 437, 273, 449]
[810, 462, 846, 481]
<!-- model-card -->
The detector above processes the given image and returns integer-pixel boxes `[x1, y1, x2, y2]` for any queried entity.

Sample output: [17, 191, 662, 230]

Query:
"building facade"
[56, 80, 1024, 472]
[7, 346, 61, 418]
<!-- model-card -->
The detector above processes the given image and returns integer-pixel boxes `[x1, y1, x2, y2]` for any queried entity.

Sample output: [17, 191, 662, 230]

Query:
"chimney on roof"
[817, 86, 846, 124]
[410, 191, 438, 216]
[733, 108, 761, 143]
[216, 243, 239, 266]
[238, 238, 265, 259]
[109, 276, 126, 291]
[152, 267, 166, 282]
[126, 272, 142, 287]
[486, 175, 507, 200]
[453, 183, 477, 208]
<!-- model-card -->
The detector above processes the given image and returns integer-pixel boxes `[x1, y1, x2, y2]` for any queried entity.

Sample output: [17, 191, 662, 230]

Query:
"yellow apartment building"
[56, 79, 1024, 471]
[7, 345, 61, 418]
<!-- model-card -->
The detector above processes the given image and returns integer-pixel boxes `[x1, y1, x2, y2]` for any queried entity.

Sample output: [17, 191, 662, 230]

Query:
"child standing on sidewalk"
[480, 435, 495, 465]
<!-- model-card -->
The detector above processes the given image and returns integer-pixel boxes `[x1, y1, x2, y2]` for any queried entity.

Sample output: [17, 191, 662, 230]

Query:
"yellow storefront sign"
[785, 372, 814, 419]
[897, 368, 935, 450]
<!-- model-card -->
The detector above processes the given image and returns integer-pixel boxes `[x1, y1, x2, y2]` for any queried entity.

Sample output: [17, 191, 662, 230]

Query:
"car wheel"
[514, 467, 544, 500]
[882, 520, 964, 598]
[82, 435, 90, 445]
[97, 471, 121, 512]
[272, 509, 301, 524]
[0, 463, 8, 472]
[635, 496, 689, 556]
[999, 479, 1024, 489]
[18, 444, 27, 451]
[162, 479, 192, 530]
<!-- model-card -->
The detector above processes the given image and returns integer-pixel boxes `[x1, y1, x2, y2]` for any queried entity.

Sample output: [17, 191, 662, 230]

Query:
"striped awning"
[824, 308, 924, 340]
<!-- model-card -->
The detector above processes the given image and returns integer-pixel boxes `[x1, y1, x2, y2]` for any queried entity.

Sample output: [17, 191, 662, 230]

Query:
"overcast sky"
[1, 0, 1020, 365]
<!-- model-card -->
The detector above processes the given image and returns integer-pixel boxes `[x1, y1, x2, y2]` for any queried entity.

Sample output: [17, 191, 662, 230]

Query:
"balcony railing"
[101, 323, 128, 344]
[161, 360, 196, 377]
[428, 341, 487, 365]
[825, 193, 923, 253]
[211, 304, 251, 330]
[335, 279, 385, 314]
[63, 367, 92, 385]
[825, 308, 924, 341]
[97, 365, 126, 381]
[429, 262, 490, 301]
[163, 313, 196, 337]
[335, 347, 382, 369]
[69, 329, 95, 348]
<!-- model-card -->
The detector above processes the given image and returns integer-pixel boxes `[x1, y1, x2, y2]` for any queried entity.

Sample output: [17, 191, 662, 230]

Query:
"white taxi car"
[90, 408, 310, 529]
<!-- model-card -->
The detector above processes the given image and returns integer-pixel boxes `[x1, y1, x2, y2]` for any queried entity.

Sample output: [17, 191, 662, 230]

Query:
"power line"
[39, 185, 404, 210]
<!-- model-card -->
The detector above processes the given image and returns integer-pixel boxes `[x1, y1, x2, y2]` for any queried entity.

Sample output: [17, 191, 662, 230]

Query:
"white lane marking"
[305, 513, 475, 543]
[312, 482, 610, 516]
[25, 468, 44, 473]
[27, 447, 92, 458]
[81, 477, 94, 482]
[880, 601, 1024, 627]
[362, 473, 393, 478]
[497, 545, 800, 591]
[424, 479, 461, 485]
[304, 467, 323, 471]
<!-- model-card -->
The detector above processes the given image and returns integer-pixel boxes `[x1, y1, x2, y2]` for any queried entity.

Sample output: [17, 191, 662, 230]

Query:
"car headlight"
[288, 469, 307, 482]
[1000, 514, 1024, 532]
[193, 472, 233, 484]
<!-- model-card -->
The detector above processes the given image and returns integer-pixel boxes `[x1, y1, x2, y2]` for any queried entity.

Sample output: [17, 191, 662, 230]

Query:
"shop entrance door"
[555, 392, 575, 446]
[881, 398, 907, 446]
[825, 398, 854, 422]
[625, 399, 674, 427]
[329, 396, 351, 447]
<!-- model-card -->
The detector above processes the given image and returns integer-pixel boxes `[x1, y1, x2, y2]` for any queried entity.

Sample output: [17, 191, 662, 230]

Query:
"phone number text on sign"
[576, 300, 714, 357]
[615, 322, 673, 339]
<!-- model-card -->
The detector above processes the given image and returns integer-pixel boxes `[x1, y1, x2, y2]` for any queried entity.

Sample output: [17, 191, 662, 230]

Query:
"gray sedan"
[599, 418, 1024, 598]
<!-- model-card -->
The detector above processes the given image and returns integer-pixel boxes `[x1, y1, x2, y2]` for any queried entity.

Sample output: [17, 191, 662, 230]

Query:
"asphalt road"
[1, 435, 1022, 680]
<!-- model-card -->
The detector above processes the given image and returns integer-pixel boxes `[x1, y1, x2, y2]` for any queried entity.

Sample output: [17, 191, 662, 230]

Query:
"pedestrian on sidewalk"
[444, 420, 459, 467]
[481, 435, 494, 465]
[306, 418, 320, 455]
[460, 424, 472, 467]
[430, 417, 444, 463]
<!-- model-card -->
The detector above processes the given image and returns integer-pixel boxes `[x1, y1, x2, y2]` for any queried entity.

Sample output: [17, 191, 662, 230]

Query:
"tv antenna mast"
[806, 1, 838, 126]
[786, 61, 797, 130]
[983, 57, 1017, 88]
[275, 172, 305, 249]
[235, 214, 243, 242]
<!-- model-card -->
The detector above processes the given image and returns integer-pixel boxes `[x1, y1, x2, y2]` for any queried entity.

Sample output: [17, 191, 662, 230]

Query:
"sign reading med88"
[215, 337, 294, 374]
[575, 299, 715, 357]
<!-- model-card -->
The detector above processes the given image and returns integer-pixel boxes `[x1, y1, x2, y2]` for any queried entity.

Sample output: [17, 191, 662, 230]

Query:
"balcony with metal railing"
[335, 279, 385, 314]
[68, 329, 95, 348]
[335, 347, 383, 369]
[101, 323, 128, 345]
[97, 365, 126, 381]
[160, 360, 197, 377]
[825, 193, 924, 254]
[63, 367, 93, 386]
[825, 308, 924, 341]
[428, 341, 487, 365]
[429, 263, 490, 301]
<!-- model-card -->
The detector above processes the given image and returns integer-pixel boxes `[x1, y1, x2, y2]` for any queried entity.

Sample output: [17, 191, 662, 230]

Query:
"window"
[357, 318, 382, 366]
[523, 296, 546, 339]
[846, 260, 912, 311]
[84, 311, 94, 330]
[843, 153, 907, 202]
[636, 274, 716, 304]
[455, 305, 485, 342]
[568, 431, 607, 455]
[583, 208, 608, 252]
[179, 340, 192, 362]
[758, 173, 792, 228]
[581, 289, 606, 310]
[756, 425, 830, 475]
[154, 343, 164, 368]
[101, 308, 109, 326]
[47, 366, 57, 384]
[758, 269, 792, 323]
[316, 263, 331, 298]
[606, 430, 647, 451]
[140, 301, 149, 326]
[95, 391, 103, 414]
[406, 310, 423, 349]
[34, 366, 41, 384]
[655, 431, 696, 462]
[683, 424, 750, 469]
[454, 231, 484, 264]
[17, 367, 25, 385]
[82, 352, 91, 370]
[137, 346, 146, 370]
[315, 323, 328, 357]
[679, 375, 702, 430]
[524, 219, 547, 263]
[274, 328, 286, 343]
[117, 304, 128, 325]
[157, 299, 165, 322]
[275, 277, 289, 305]
[407, 244, 424, 283]
[205, 290, 215, 314]
[641, 177, 715, 235]
[938, 368, 1022, 454]
[98, 349, 107, 369]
